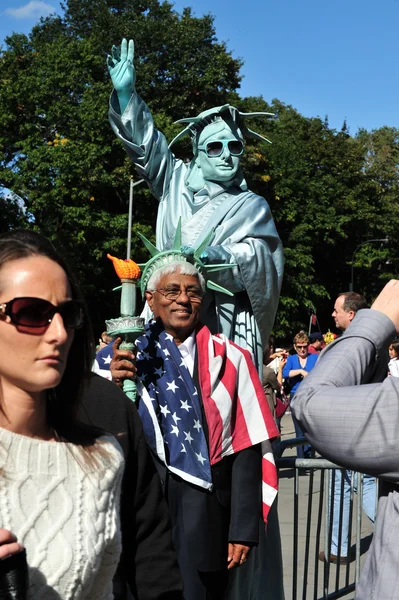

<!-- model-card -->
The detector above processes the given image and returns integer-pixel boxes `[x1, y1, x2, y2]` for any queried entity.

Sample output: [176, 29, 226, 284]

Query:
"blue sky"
[0, 0, 398, 134]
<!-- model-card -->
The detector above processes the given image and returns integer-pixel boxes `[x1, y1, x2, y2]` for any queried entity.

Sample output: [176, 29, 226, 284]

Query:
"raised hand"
[371, 279, 399, 333]
[107, 38, 135, 113]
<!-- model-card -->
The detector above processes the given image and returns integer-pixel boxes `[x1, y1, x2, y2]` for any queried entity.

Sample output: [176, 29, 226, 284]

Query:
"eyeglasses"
[153, 288, 204, 302]
[295, 344, 308, 349]
[0, 297, 84, 329]
[197, 139, 244, 158]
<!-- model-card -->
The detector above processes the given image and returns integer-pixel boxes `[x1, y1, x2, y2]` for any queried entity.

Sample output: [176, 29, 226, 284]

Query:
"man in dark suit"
[110, 261, 279, 599]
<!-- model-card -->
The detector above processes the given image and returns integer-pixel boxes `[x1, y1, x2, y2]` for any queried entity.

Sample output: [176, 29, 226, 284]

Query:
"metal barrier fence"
[277, 437, 377, 600]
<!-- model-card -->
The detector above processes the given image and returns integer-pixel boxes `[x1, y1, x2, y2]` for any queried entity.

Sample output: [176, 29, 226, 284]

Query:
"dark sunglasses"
[197, 139, 244, 158]
[0, 297, 84, 330]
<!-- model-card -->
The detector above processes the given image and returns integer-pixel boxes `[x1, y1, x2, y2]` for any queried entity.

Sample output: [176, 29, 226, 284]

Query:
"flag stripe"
[197, 325, 279, 522]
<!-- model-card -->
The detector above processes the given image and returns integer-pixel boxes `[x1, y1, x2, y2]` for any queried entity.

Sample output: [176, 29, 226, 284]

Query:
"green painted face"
[196, 121, 243, 183]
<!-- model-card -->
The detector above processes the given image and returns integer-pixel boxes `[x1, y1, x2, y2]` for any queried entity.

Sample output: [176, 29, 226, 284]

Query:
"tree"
[1, 0, 398, 339]
[0, 0, 242, 329]
[0, 192, 28, 233]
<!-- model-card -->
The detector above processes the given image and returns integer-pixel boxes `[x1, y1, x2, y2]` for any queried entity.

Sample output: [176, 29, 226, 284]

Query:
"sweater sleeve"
[282, 355, 294, 378]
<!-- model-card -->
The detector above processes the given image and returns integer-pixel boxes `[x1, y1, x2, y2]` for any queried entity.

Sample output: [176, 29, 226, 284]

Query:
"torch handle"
[119, 339, 137, 402]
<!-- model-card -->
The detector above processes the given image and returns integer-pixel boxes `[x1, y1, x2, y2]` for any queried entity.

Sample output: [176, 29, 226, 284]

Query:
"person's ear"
[145, 290, 154, 311]
[348, 310, 355, 322]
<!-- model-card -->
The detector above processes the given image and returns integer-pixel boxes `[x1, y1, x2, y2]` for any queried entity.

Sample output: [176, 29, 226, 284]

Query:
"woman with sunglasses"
[282, 332, 318, 459]
[0, 230, 123, 599]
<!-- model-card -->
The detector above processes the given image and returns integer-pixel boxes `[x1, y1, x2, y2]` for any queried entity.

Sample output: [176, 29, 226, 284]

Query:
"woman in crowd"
[0, 230, 123, 599]
[388, 338, 399, 377]
[282, 332, 318, 458]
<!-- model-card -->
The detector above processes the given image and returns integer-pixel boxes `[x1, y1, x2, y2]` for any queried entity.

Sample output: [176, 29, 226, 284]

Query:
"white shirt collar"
[177, 331, 196, 376]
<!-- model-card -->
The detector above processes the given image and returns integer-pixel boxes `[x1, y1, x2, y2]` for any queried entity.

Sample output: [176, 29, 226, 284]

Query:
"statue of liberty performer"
[107, 39, 284, 375]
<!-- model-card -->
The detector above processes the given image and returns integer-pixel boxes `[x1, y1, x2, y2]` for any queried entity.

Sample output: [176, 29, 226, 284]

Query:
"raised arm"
[107, 39, 178, 202]
[292, 285, 399, 479]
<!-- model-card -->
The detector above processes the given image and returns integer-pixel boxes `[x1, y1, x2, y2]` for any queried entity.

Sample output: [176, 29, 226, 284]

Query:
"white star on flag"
[193, 419, 202, 432]
[172, 412, 181, 424]
[159, 404, 171, 417]
[195, 452, 206, 465]
[165, 333, 174, 341]
[179, 359, 188, 368]
[166, 380, 179, 393]
[184, 431, 194, 444]
[180, 400, 192, 412]
[155, 341, 161, 348]
[170, 425, 179, 437]
[102, 354, 112, 365]
[162, 348, 170, 356]
[180, 444, 186, 453]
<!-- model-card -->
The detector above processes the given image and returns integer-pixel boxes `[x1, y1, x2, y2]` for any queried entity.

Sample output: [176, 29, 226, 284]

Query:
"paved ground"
[278, 412, 374, 600]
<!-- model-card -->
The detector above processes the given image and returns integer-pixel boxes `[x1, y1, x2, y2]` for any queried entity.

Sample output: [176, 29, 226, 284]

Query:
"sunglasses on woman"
[0, 297, 84, 329]
[197, 139, 245, 158]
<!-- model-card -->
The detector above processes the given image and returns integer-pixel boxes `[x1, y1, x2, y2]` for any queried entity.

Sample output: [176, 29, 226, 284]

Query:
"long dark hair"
[0, 229, 101, 446]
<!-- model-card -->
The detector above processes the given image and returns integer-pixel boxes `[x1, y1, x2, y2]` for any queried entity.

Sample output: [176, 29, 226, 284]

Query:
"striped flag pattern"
[136, 321, 279, 523]
[196, 324, 279, 522]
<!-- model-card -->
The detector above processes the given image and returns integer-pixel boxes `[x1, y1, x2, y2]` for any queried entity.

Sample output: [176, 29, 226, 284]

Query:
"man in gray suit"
[292, 279, 399, 599]
[322, 291, 376, 564]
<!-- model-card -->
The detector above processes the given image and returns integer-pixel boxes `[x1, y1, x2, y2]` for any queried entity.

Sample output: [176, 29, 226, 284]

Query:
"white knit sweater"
[0, 427, 124, 599]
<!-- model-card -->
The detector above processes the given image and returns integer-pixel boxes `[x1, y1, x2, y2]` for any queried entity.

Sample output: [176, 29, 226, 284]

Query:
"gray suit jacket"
[291, 309, 399, 599]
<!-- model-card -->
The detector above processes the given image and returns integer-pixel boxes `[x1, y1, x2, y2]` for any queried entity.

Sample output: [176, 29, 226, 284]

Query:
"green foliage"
[0, 0, 398, 339]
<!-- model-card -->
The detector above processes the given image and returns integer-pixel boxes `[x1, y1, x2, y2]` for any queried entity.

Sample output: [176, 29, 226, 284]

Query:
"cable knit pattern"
[0, 428, 123, 599]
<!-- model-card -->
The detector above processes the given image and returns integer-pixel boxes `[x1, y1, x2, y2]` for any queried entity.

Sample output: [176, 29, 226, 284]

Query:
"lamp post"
[349, 237, 389, 292]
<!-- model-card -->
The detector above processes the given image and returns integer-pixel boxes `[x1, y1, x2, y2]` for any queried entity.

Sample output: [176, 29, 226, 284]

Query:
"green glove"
[107, 38, 135, 114]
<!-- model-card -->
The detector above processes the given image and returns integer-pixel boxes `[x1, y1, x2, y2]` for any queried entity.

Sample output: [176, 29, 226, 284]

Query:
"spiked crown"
[137, 219, 235, 297]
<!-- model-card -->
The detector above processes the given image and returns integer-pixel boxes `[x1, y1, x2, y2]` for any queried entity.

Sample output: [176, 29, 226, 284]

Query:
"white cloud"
[4, 1, 55, 20]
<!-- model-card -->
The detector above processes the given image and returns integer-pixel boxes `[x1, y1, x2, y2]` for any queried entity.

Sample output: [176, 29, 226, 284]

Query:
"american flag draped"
[136, 320, 279, 521]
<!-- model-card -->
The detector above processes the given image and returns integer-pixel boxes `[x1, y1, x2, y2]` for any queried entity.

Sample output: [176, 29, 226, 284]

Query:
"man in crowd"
[318, 291, 376, 564]
[292, 279, 399, 599]
[332, 291, 368, 331]
[110, 260, 279, 599]
[307, 332, 323, 354]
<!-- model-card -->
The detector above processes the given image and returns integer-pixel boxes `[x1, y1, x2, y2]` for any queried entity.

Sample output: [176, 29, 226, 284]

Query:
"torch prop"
[106, 255, 145, 402]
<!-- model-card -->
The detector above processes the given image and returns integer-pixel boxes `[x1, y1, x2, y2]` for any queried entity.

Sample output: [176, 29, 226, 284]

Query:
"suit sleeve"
[291, 309, 399, 480]
[228, 445, 262, 544]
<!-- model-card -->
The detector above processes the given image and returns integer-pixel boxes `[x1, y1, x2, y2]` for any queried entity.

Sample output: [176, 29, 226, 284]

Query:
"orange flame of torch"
[107, 254, 141, 281]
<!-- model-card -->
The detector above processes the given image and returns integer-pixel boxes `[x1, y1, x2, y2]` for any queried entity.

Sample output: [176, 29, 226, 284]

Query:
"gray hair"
[147, 261, 206, 293]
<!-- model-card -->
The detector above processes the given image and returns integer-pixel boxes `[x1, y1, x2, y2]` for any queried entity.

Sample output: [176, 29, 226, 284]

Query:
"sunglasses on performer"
[197, 139, 244, 158]
[0, 297, 84, 330]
